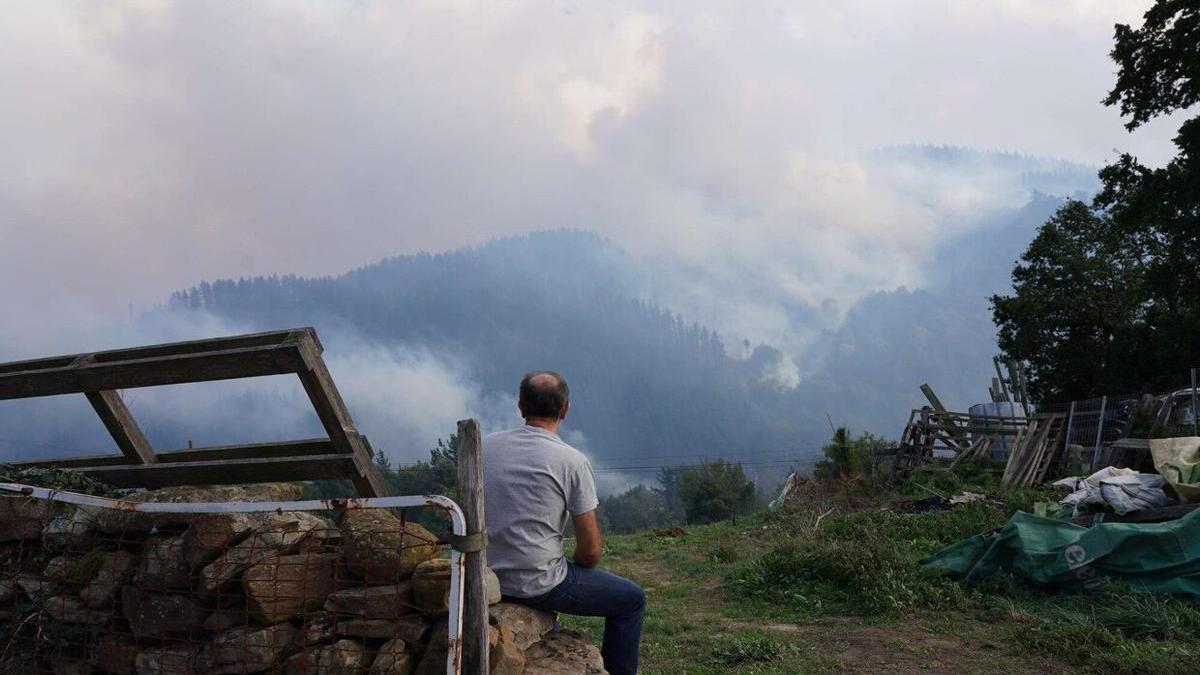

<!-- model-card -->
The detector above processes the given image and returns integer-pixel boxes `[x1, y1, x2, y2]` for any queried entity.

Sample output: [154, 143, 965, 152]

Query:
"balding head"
[519, 371, 570, 421]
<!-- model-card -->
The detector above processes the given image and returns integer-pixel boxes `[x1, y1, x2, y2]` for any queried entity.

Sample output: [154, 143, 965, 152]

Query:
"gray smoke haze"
[0, 1, 1184, 472]
[0, 2, 1176, 321]
[0, 311, 520, 464]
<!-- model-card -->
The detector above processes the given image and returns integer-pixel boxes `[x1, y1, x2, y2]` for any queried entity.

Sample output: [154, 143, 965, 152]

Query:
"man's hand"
[572, 509, 603, 568]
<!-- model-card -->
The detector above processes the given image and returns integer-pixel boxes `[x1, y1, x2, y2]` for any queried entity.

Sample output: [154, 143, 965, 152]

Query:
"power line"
[589, 445, 825, 464]
[593, 458, 813, 473]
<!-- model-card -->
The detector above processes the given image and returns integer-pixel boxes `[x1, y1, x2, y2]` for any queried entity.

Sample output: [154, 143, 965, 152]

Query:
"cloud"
[0, 0, 1180, 374]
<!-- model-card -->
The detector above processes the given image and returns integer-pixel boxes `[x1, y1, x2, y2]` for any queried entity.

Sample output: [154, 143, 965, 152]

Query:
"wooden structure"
[892, 382, 1066, 484]
[989, 356, 1031, 417]
[2, 328, 387, 496]
[998, 413, 1067, 488]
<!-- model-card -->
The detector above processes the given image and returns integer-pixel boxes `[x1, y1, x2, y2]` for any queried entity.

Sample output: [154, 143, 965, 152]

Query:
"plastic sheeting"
[1052, 467, 1168, 515]
[920, 509, 1200, 601]
[1151, 437, 1200, 503]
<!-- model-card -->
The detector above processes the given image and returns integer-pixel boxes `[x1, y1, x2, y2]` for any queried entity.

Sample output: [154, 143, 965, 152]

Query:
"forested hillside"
[0, 148, 1100, 486]
[163, 231, 821, 476]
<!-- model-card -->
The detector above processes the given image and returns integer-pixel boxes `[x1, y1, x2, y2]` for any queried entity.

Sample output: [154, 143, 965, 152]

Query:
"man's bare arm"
[572, 509, 604, 568]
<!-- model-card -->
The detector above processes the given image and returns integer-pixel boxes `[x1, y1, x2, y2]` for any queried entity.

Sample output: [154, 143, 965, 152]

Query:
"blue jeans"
[509, 564, 646, 675]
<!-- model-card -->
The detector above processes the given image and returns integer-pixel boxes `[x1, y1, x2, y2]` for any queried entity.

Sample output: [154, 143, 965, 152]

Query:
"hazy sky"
[0, 1, 1181, 353]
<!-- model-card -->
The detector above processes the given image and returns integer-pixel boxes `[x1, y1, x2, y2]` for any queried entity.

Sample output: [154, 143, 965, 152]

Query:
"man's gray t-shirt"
[483, 425, 599, 598]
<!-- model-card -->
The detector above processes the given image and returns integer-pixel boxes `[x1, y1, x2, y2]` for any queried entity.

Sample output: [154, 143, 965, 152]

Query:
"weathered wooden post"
[456, 418, 489, 674]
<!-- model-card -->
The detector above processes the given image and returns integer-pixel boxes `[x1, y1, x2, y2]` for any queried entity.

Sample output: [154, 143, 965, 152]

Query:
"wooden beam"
[294, 332, 359, 447]
[70, 454, 359, 489]
[920, 383, 949, 413]
[348, 443, 389, 498]
[86, 390, 157, 465]
[13, 453, 131, 469]
[457, 419, 489, 675]
[0, 328, 311, 376]
[921, 384, 970, 449]
[292, 332, 385, 497]
[0, 327, 385, 496]
[157, 438, 336, 463]
[14, 438, 337, 469]
[0, 344, 308, 400]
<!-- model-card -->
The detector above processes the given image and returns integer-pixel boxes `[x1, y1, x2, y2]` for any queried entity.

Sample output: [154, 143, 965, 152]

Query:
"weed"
[708, 545, 738, 564]
[710, 632, 786, 665]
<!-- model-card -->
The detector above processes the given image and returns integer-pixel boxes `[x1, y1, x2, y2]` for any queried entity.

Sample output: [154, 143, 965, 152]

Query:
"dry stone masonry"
[0, 484, 606, 674]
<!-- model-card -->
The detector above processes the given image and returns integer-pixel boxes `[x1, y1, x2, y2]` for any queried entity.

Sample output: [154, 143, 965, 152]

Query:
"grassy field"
[562, 474, 1200, 674]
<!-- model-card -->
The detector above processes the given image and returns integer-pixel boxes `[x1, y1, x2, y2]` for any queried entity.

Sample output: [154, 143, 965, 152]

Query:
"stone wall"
[0, 484, 605, 675]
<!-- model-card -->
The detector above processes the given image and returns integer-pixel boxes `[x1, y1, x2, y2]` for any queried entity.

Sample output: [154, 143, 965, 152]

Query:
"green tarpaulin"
[920, 509, 1200, 601]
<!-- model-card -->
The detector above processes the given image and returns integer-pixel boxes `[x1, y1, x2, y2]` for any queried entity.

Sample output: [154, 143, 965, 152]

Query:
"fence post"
[456, 418, 489, 674]
[1063, 400, 1076, 469]
[1091, 396, 1107, 471]
[1191, 368, 1198, 437]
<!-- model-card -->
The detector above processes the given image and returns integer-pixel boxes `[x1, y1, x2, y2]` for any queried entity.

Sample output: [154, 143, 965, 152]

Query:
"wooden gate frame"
[1, 328, 386, 496]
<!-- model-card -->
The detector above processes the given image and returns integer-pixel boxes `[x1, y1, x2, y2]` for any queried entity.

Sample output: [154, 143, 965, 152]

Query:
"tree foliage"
[677, 460, 757, 525]
[993, 0, 1200, 402]
[814, 428, 891, 484]
[599, 483, 675, 534]
[1103, 0, 1200, 130]
[991, 202, 1147, 402]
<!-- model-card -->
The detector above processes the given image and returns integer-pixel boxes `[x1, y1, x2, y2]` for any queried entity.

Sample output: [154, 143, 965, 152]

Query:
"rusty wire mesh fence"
[0, 485, 464, 674]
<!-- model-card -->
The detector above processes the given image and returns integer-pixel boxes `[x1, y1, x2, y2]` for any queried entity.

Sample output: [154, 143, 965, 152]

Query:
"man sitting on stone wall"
[483, 371, 646, 675]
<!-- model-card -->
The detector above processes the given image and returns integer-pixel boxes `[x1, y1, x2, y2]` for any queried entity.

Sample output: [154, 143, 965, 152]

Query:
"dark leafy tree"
[599, 484, 674, 534]
[991, 201, 1146, 402]
[677, 460, 756, 525]
[1103, 1, 1199, 130]
[654, 466, 686, 523]
[994, 1, 1200, 402]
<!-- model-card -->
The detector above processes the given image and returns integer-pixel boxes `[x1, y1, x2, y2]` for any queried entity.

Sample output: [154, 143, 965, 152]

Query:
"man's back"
[483, 425, 598, 598]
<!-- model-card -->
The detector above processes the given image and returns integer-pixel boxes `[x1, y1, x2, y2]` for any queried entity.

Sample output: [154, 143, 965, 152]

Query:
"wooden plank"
[292, 332, 384, 497]
[293, 333, 359, 447]
[14, 438, 337, 469]
[1034, 415, 1067, 484]
[456, 418, 489, 675]
[0, 328, 311, 376]
[1006, 360, 1030, 417]
[1000, 424, 1032, 488]
[992, 356, 1011, 402]
[156, 438, 335, 463]
[86, 390, 158, 465]
[920, 383, 949, 413]
[0, 344, 308, 400]
[71, 454, 358, 489]
[915, 409, 1036, 424]
[921, 384, 970, 449]
[347, 440, 389, 498]
[1017, 417, 1056, 486]
[13, 453, 132, 469]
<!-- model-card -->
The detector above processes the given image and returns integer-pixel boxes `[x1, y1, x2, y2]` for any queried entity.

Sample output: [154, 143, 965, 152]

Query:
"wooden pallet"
[2, 327, 386, 496]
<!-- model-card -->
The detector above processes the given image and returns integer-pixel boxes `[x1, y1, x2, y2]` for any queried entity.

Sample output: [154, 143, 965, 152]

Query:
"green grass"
[564, 473, 1200, 674]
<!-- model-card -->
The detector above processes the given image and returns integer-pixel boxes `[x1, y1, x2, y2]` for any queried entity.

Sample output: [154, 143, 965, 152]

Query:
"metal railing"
[0, 483, 466, 674]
